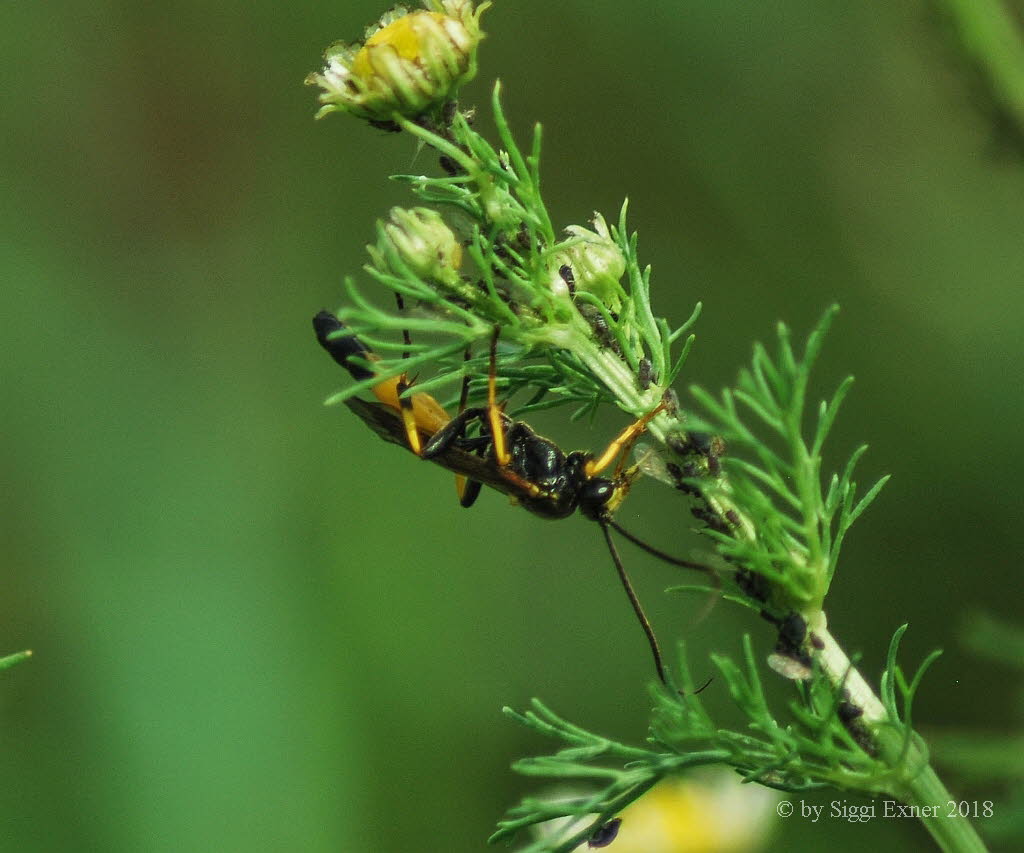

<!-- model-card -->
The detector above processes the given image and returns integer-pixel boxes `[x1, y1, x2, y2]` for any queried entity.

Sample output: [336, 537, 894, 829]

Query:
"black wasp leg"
[457, 428, 493, 508]
[459, 479, 483, 508]
[422, 405, 491, 509]
[454, 436, 492, 452]
[453, 346, 484, 507]
[421, 407, 488, 459]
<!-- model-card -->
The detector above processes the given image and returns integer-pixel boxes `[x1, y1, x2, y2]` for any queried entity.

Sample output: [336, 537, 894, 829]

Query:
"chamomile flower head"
[372, 206, 464, 288]
[530, 773, 778, 853]
[547, 213, 627, 312]
[306, 1, 489, 124]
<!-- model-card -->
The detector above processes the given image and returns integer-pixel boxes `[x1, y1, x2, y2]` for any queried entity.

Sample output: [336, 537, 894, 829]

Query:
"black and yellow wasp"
[313, 311, 714, 686]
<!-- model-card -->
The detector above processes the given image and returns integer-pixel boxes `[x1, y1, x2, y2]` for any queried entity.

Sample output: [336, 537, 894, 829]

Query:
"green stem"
[811, 616, 887, 724]
[562, 319, 664, 417]
[902, 765, 990, 853]
[813, 618, 988, 852]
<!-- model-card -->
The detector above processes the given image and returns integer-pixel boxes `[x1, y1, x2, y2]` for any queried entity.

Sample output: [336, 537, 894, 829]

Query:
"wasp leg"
[485, 326, 510, 466]
[459, 478, 483, 508]
[396, 293, 413, 361]
[422, 407, 489, 459]
[428, 328, 545, 502]
[423, 414, 487, 506]
[479, 327, 551, 499]
[584, 400, 667, 479]
[421, 409, 487, 508]
[390, 293, 426, 455]
[453, 347, 481, 506]
[394, 376, 424, 456]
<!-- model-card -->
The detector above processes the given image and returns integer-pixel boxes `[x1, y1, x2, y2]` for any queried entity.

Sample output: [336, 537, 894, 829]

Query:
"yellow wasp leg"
[584, 401, 667, 479]
[486, 327, 510, 466]
[395, 376, 424, 456]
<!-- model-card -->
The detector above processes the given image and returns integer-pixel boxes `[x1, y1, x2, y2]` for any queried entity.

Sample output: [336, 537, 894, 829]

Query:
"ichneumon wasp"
[313, 310, 716, 687]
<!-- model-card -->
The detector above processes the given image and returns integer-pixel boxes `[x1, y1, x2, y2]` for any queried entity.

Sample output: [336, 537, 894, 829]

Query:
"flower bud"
[377, 207, 463, 286]
[547, 213, 626, 312]
[306, 1, 488, 124]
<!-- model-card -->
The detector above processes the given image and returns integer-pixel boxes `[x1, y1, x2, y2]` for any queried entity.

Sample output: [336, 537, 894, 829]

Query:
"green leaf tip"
[0, 649, 33, 671]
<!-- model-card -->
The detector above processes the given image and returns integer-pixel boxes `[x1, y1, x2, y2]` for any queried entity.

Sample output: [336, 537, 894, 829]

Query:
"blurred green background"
[3, 0, 1022, 850]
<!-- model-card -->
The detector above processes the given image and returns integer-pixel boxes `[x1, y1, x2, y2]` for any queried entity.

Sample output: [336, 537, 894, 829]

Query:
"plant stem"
[903, 765, 990, 853]
[811, 614, 887, 724]
[812, 616, 988, 852]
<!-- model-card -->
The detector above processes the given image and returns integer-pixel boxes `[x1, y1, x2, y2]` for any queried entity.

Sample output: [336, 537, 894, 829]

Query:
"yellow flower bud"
[306, 1, 488, 124]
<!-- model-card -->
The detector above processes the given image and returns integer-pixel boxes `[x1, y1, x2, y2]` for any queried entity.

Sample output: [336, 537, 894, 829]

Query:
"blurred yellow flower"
[532, 772, 778, 853]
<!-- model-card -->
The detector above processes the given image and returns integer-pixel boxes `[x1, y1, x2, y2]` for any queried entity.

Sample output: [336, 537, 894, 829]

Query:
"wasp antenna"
[688, 675, 714, 695]
[608, 519, 722, 630]
[599, 521, 669, 686]
[606, 520, 718, 578]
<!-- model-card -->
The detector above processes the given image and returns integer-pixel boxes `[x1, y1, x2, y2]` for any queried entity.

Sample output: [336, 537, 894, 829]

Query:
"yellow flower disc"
[352, 12, 449, 80]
